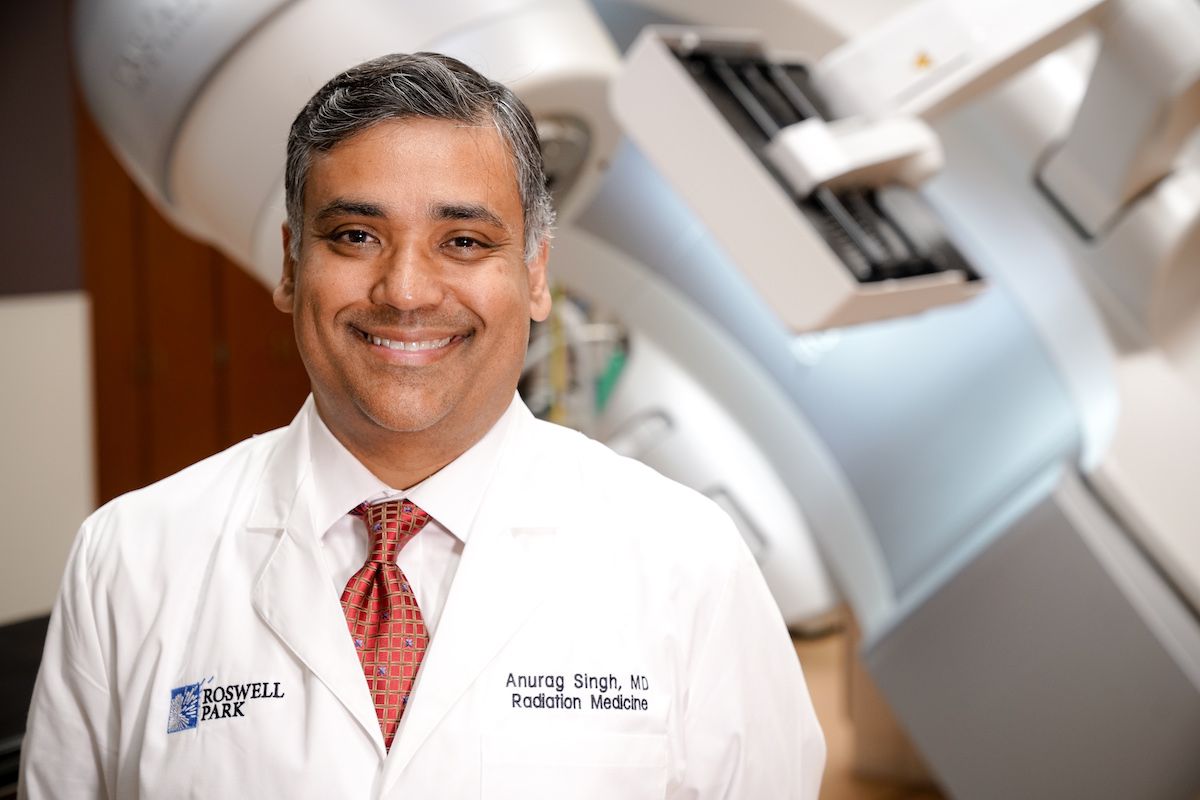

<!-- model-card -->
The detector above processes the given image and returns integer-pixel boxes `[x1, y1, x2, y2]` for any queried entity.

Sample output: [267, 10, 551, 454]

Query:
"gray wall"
[0, 0, 95, 624]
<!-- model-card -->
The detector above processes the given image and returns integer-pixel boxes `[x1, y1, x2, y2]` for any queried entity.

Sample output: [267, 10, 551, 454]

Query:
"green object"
[594, 349, 627, 412]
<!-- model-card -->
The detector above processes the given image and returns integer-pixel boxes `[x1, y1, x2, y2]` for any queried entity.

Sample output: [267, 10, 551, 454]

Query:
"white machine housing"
[613, 28, 984, 332]
[597, 0, 1200, 796]
[812, 0, 1200, 645]
[74, 0, 623, 288]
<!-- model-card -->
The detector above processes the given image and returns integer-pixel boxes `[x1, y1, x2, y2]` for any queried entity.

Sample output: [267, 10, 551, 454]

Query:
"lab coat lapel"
[247, 404, 386, 756]
[383, 412, 575, 783]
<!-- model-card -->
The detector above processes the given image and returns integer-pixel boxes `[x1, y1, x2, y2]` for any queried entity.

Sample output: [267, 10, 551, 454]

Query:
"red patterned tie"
[342, 500, 430, 749]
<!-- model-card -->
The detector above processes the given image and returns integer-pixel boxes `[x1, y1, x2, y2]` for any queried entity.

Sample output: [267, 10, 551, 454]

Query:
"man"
[21, 53, 824, 798]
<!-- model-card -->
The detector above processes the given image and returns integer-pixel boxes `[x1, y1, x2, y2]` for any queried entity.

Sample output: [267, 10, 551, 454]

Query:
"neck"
[341, 437, 456, 491]
[314, 399, 504, 490]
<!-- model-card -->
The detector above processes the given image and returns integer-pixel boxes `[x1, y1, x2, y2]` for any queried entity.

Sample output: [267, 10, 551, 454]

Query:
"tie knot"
[351, 500, 430, 564]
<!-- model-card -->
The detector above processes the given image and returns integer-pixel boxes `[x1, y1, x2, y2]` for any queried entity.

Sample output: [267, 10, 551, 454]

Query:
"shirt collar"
[304, 393, 524, 543]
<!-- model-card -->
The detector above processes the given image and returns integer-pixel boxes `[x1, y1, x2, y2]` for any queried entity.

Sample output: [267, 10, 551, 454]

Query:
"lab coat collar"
[303, 398, 393, 539]
[250, 393, 524, 543]
[402, 396, 521, 543]
[380, 402, 581, 788]
[247, 397, 386, 753]
[244, 396, 316, 534]
[247, 395, 580, 766]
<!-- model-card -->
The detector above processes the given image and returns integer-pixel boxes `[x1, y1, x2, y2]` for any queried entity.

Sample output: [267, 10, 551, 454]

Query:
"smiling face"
[274, 117, 551, 482]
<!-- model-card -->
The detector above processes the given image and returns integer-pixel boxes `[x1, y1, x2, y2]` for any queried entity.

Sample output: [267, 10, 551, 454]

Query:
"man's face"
[274, 117, 551, 460]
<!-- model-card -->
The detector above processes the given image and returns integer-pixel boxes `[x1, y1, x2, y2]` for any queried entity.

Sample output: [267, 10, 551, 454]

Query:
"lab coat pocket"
[481, 731, 668, 799]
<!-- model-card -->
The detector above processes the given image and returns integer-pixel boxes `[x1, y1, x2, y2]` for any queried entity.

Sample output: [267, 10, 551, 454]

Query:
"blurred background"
[4, 1, 1200, 797]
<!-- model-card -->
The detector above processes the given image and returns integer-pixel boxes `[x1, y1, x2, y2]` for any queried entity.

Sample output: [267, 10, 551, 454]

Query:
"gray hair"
[284, 52, 554, 263]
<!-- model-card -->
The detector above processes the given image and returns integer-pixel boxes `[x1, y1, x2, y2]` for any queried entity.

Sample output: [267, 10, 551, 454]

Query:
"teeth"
[368, 334, 453, 352]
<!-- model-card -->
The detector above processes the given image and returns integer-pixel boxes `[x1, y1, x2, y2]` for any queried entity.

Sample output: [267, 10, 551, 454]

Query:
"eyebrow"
[312, 199, 387, 224]
[310, 198, 511, 234]
[430, 202, 508, 233]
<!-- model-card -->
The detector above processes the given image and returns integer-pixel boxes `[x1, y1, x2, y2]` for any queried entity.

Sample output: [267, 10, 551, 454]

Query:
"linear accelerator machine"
[594, 0, 1200, 797]
[73, 0, 1200, 797]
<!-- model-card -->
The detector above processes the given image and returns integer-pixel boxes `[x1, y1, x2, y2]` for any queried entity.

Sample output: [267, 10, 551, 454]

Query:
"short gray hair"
[285, 52, 554, 262]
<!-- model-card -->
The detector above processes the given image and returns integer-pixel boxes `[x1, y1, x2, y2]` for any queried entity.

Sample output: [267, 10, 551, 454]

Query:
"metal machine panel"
[611, 27, 983, 332]
[865, 467, 1200, 800]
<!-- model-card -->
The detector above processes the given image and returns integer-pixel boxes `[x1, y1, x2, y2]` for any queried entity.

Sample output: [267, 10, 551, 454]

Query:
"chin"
[359, 399, 452, 436]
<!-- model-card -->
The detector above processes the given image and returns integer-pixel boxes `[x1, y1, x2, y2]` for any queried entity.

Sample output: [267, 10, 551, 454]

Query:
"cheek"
[476, 268, 533, 319]
[295, 269, 356, 326]
[487, 292, 534, 346]
[292, 296, 326, 349]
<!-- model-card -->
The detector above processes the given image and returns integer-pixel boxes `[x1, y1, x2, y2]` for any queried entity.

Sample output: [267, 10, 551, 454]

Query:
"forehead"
[302, 117, 521, 219]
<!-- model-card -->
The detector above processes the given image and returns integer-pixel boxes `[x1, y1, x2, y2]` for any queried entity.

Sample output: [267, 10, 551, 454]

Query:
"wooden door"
[76, 101, 311, 504]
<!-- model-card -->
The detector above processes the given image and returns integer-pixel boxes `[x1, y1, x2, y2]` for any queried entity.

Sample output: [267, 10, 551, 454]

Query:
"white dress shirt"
[305, 396, 520, 634]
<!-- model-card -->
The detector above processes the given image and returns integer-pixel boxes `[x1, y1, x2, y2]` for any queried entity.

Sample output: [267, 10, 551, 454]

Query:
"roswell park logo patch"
[167, 676, 286, 733]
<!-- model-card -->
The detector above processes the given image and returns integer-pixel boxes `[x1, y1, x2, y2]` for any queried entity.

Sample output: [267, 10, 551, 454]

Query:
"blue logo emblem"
[167, 682, 201, 733]
[167, 675, 285, 734]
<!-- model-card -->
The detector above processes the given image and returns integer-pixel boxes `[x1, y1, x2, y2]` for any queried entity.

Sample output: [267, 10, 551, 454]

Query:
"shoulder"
[76, 428, 286, 564]
[521, 419, 788, 665]
[526, 417, 711, 507]
[525, 418, 746, 559]
[91, 427, 283, 523]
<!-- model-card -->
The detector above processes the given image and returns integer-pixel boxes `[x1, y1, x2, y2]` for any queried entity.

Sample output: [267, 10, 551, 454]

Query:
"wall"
[77, 108, 310, 505]
[0, 0, 93, 625]
[0, 0, 311, 624]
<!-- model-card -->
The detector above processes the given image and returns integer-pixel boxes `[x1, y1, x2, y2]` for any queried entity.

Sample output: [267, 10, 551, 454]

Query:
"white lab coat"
[21, 399, 824, 799]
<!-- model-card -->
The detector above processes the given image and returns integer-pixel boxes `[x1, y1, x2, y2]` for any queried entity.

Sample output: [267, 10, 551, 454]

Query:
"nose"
[369, 243, 445, 310]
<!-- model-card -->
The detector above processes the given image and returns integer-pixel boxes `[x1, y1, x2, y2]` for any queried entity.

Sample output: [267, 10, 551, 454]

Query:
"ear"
[273, 223, 297, 314]
[527, 238, 552, 322]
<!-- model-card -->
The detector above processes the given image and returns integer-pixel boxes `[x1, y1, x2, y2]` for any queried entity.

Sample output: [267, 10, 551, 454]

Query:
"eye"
[334, 229, 376, 246]
[441, 235, 497, 261]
